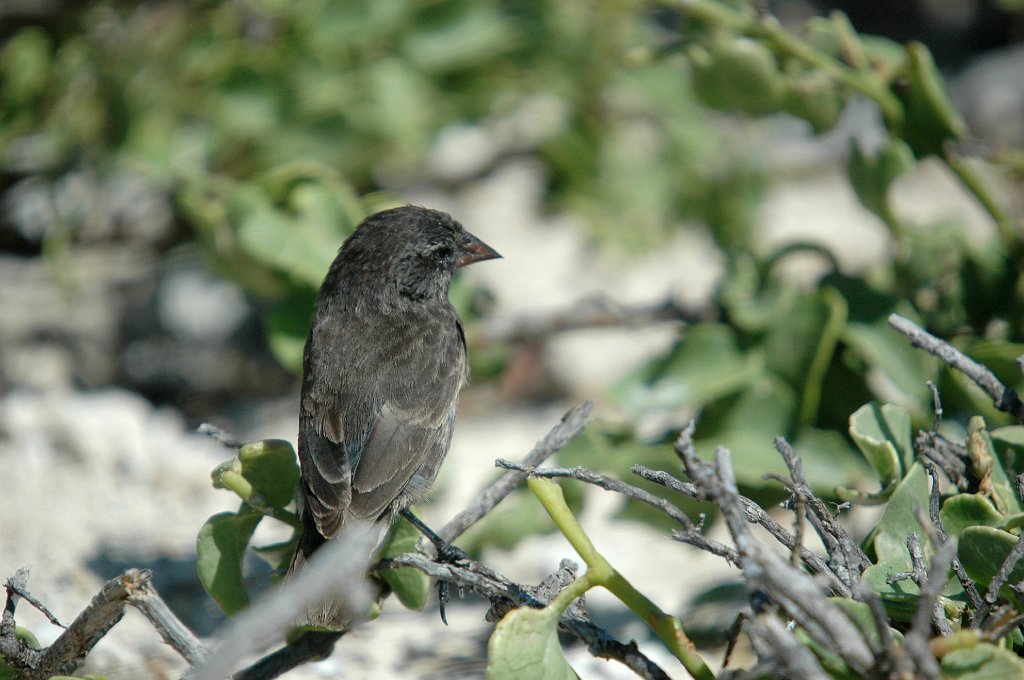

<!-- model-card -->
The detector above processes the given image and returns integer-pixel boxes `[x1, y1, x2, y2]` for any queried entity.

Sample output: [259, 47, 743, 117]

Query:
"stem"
[527, 478, 715, 680]
[945, 149, 1020, 250]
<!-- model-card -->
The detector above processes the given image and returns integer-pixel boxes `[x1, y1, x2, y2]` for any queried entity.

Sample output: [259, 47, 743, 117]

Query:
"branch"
[473, 296, 690, 346]
[32, 569, 147, 679]
[378, 553, 672, 680]
[439, 400, 593, 543]
[674, 425, 876, 675]
[902, 538, 958, 680]
[888, 313, 1024, 422]
[633, 466, 849, 595]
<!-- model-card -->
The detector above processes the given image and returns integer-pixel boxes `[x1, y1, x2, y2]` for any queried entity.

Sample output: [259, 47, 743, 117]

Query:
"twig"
[982, 533, 1024, 610]
[902, 538, 957, 680]
[439, 400, 593, 543]
[916, 429, 968, 489]
[774, 437, 872, 579]
[473, 296, 691, 346]
[495, 459, 743, 568]
[633, 466, 849, 595]
[888, 313, 1024, 422]
[197, 423, 243, 448]
[746, 615, 830, 680]
[125, 578, 208, 665]
[920, 462, 983, 614]
[378, 553, 671, 680]
[5, 576, 64, 628]
[495, 461, 699, 532]
[675, 426, 875, 675]
[0, 569, 40, 671]
[32, 569, 149, 679]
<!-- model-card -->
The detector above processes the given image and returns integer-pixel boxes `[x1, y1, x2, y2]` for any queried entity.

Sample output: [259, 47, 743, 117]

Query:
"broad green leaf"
[612, 324, 763, 413]
[694, 36, 784, 116]
[942, 643, 1024, 678]
[762, 287, 847, 424]
[487, 605, 579, 680]
[992, 424, 1024, 481]
[197, 511, 262, 615]
[829, 597, 903, 650]
[376, 514, 431, 610]
[940, 494, 1005, 537]
[781, 70, 844, 133]
[234, 199, 335, 287]
[843, 320, 933, 407]
[695, 376, 796, 489]
[844, 402, 913, 501]
[862, 554, 964, 623]
[253, 539, 298, 575]
[846, 137, 914, 222]
[238, 439, 301, 509]
[958, 526, 1024, 604]
[861, 557, 920, 621]
[790, 427, 873, 495]
[870, 462, 930, 562]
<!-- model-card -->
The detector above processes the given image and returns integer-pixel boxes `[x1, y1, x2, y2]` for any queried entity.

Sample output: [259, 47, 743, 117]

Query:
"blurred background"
[2, 0, 1023, 677]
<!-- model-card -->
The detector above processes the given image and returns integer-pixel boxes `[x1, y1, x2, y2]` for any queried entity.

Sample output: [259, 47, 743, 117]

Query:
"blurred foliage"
[4, 0, 1024, 670]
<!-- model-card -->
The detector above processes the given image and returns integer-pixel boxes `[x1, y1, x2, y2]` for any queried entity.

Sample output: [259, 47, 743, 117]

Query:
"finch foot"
[399, 508, 467, 624]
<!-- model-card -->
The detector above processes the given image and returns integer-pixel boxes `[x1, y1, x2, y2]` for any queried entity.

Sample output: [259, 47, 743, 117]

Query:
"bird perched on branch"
[288, 205, 500, 628]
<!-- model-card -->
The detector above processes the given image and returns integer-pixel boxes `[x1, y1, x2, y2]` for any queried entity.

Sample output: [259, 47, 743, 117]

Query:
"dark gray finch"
[288, 205, 500, 628]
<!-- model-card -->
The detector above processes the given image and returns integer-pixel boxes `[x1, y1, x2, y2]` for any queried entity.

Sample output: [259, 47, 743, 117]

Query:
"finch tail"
[285, 508, 351, 630]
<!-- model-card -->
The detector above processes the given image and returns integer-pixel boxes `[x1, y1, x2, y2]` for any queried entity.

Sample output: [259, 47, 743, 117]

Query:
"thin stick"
[439, 400, 593, 543]
[889, 313, 1024, 422]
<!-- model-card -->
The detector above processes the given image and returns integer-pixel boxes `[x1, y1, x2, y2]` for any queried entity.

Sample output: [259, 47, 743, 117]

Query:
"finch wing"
[299, 313, 466, 540]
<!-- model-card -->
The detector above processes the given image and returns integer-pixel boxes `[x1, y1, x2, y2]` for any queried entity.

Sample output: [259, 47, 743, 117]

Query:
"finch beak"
[456, 234, 501, 268]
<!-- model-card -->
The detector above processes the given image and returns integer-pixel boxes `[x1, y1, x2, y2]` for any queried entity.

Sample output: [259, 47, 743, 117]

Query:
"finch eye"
[429, 244, 453, 260]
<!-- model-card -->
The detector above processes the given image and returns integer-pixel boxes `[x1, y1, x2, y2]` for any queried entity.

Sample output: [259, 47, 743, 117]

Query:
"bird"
[288, 205, 500, 628]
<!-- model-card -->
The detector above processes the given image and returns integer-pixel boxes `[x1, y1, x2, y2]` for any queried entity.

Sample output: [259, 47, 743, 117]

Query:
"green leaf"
[942, 643, 1024, 678]
[612, 324, 763, 413]
[487, 605, 579, 680]
[1, 27, 53, 106]
[197, 511, 262, 615]
[762, 287, 847, 425]
[861, 557, 921, 621]
[897, 42, 966, 157]
[781, 70, 845, 133]
[843, 320, 933, 407]
[862, 553, 964, 623]
[846, 137, 915, 222]
[829, 597, 902, 650]
[695, 376, 796, 489]
[695, 37, 784, 116]
[789, 426, 874, 494]
[958, 526, 1024, 603]
[870, 462, 930, 562]
[376, 514, 431, 610]
[238, 439, 301, 509]
[844, 402, 913, 501]
[940, 494, 1005, 537]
